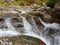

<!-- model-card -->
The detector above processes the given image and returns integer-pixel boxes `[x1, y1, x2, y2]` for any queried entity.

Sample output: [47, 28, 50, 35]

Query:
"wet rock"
[12, 18, 20, 22]
[0, 36, 46, 45]
[7, 36, 46, 45]
[29, 4, 40, 9]
[13, 23, 23, 28]
[54, 1, 60, 12]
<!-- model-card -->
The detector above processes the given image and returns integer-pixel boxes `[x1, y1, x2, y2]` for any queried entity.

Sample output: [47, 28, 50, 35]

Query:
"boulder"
[54, 1, 60, 11]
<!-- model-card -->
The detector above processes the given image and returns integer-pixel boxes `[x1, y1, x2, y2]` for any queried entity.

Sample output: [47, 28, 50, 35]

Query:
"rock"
[54, 1, 60, 12]
[29, 4, 40, 9]
[0, 36, 46, 45]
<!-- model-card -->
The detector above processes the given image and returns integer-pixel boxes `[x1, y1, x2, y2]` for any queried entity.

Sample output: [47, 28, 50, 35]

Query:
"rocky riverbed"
[0, 2, 60, 45]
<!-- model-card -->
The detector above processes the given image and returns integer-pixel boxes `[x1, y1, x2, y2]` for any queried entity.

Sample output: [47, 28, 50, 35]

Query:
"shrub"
[47, 0, 59, 7]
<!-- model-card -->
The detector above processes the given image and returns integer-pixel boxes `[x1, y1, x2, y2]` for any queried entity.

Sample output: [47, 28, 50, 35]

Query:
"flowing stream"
[38, 17, 60, 45]
[0, 17, 20, 45]
[21, 16, 48, 45]
[21, 16, 60, 45]
[0, 15, 60, 45]
[39, 17, 60, 30]
[0, 17, 20, 37]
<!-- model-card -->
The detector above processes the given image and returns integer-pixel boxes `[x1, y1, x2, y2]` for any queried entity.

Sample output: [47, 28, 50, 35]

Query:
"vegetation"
[0, 0, 59, 6]
[47, 0, 59, 7]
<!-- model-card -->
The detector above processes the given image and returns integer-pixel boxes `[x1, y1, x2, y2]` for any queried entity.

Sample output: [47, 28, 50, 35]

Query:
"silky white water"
[21, 16, 60, 45]
[0, 17, 20, 45]
[21, 16, 47, 44]
[39, 17, 60, 30]
[0, 17, 20, 37]
[38, 17, 60, 45]
[0, 16, 60, 45]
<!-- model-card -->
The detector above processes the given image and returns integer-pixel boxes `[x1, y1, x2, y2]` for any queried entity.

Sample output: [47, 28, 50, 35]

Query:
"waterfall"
[0, 17, 20, 37]
[31, 17, 41, 35]
[39, 17, 60, 30]
[0, 17, 20, 45]
[21, 16, 60, 45]
[21, 16, 48, 45]
[4, 18, 15, 31]
[0, 15, 60, 45]
[39, 17, 60, 45]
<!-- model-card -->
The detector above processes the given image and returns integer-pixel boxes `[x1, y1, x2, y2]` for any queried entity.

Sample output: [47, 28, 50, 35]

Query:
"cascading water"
[0, 15, 60, 45]
[39, 17, 60, 45]
[21, 16, 60, 45]
[4, 18, 15, 30]
[31, 17, 41, 35]
[21, 16, 47, 45]
[39, 17, 60, 30]
[21, 16, 39, 36]
[0, 17, 20, 45]
[0, 17, 20, 37]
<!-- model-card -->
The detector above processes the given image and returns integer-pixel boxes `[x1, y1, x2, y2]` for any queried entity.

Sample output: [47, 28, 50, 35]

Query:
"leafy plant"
[47, 0, 59, 7]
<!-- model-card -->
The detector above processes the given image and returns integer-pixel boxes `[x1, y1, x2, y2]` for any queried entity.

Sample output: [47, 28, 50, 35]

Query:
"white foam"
[0, 17, 20, 37]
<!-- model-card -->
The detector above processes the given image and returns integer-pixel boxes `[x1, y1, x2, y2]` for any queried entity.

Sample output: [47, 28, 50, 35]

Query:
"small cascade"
[39, 17, 60, 45]
[21, 16, 60, 45]
[0, 17, 20, 37]
[54, 37, 60, 45]
[0, 15, 59, 45]
[21, 16, 47, 44]
[39, 17, 60, 30]
[31, 17, 41, 35]
[4, 18, 15, 31]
